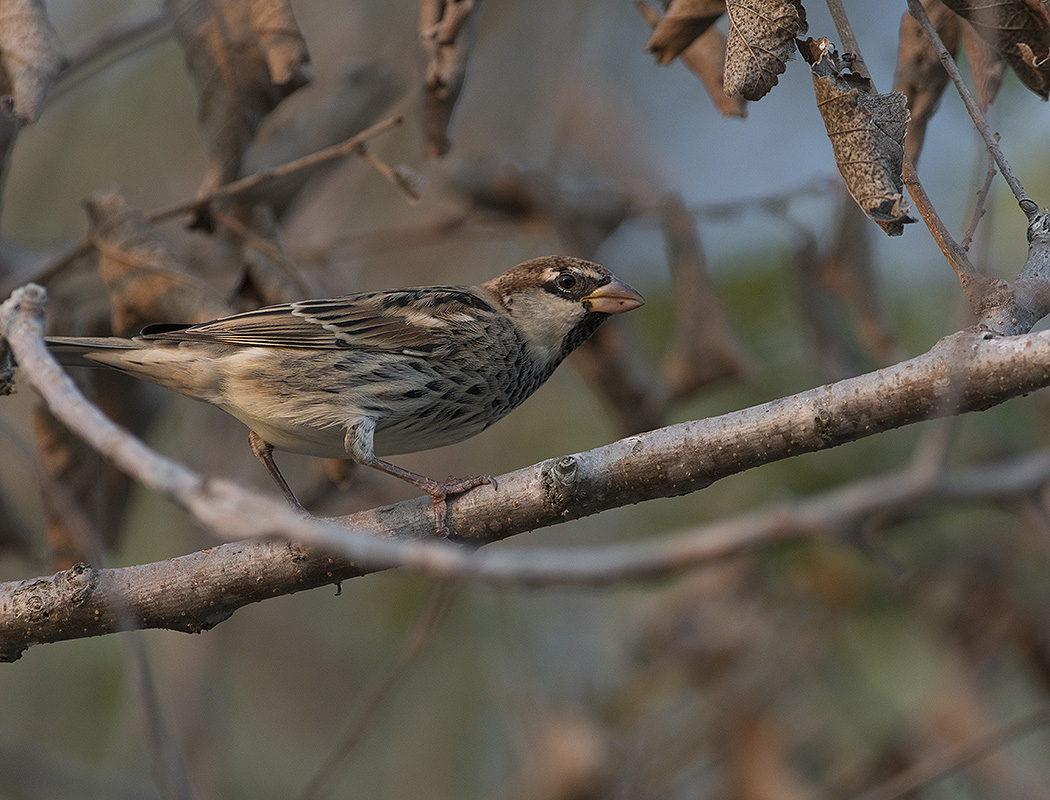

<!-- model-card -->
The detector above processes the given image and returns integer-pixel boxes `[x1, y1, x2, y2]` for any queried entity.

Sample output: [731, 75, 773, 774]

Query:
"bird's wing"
[138, 287, 495, 356]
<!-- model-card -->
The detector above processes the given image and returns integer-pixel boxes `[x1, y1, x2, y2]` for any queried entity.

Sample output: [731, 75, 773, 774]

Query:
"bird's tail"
[46, 336, 142, 369]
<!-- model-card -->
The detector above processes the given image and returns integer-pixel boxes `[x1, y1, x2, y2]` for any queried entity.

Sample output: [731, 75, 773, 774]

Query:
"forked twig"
[15, 118, 405, 290]
[147, 116, 405, 222]
[961, 150, 997, 253]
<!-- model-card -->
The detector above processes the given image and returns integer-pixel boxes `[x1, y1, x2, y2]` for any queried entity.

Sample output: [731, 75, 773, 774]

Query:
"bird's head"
[481, 256, 644, 369]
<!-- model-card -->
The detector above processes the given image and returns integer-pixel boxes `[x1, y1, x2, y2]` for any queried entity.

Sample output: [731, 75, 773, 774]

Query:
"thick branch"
[973, 210, 1050, 334]
[5, 284, 1050, 658]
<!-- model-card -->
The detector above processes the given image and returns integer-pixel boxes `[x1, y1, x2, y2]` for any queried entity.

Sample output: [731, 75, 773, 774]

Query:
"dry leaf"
[643, 0, 726, 65]
[893, 1, 959, 164]
[0, 497, 33, 555]
[723, 0, 807, 101]
[801, 37, 915, 236]
[224, 204, 311, 308]
[33, 399, 143, 568]
[962, 22, 1006, 108]
[499, 712, 610, 800]
[941, 0, 1050, 99]
[827, 197, 896, 365]
[793, 231, 857, 381]
[0, 0, 65, 124]
[85, 190, 231, 335]
[659, 194, 751, 397]
[726, 711, 820, 800]
[247, 0, 309, 84]
[638, 2, 747, 117]
[164, 0, 310, 196]
[420, 0, 479, 158]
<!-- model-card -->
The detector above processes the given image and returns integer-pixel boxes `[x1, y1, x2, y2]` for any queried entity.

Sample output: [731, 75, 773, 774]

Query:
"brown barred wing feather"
[137, 287, 496, 356]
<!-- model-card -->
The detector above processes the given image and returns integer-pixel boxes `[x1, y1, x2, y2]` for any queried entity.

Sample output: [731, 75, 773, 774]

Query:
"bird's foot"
[359, 454, 496, 538]
[423, 474, 496, 538]
[440, 473, 497, 495]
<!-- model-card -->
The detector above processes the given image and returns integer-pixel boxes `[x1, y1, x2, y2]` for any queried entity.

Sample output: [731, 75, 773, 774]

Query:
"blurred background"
[3, 1, 1050, 798]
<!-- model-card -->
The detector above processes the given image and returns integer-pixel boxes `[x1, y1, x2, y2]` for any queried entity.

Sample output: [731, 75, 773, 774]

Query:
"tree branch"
[146, 116, 404, 223]
[852, 704, 1050, 800]
[6, 284, 1050, 659]
[905, 0, 1037, 218]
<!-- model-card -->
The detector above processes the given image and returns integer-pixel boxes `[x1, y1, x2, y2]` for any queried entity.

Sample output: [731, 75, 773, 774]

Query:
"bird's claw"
[427, 474, 496, 538]
[441, 473, 496, 494]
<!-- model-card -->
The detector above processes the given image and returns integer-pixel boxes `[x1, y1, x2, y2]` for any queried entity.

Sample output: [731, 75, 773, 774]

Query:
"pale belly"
[215, 345, 546, 460]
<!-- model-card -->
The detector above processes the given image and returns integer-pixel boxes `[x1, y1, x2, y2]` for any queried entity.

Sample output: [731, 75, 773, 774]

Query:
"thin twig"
[210, 208, 312, 298]
[146, 116, 404, 223]
[42, 458, 198, 800]
[688, 178, 837, 221]
[299, 583, 458, 800]
[961, 150, 997, 253]
[353, 144, 421, 204]
[905, 0, 1037, 218]
[49, 13, 171, 105]
[824, 0, 870, 80]
[851, 705, 1050, 800]
[126, 637, 198, 800]
[10, 118, 405, 290]
[902, 153, 979, 279]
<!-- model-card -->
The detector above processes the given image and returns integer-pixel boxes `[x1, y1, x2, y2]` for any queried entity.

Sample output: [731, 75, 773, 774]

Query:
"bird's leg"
[363, 456, 493, 536]
[248, 430, 306, 512]
[344, 421, 492, 537]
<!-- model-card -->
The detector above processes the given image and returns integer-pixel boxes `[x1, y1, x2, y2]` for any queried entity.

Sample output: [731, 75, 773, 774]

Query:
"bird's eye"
[555, 273, 577, 291]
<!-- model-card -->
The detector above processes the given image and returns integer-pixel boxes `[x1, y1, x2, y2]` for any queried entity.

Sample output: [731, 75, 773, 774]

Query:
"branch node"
[3, 562, 101, 662]
[815, 407, 835, 444]
[543, 456, 580, 508]
[1027, 207, 1050, 242]
[8, 282, 47, 316]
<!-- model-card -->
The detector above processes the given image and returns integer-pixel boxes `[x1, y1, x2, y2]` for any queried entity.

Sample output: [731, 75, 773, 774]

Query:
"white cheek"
[506, 294, 582, 361]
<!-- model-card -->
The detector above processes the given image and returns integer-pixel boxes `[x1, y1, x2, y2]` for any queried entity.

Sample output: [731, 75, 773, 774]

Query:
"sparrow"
[47, 255, 644, 534]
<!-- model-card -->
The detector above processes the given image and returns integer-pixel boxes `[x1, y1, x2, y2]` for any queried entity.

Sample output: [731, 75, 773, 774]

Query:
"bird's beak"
[582, 278, 645, 314]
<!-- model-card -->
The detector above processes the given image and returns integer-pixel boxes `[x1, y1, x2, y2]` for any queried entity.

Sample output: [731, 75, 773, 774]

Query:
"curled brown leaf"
[164, 0, 310, 196]
[0, 0, 65, 124]
[723, 0, 807, 101]
[643, 0, 726, 65]
[420, 0, 480, 158]
[893, 0, 960, 164]
[659, 194, 751, 398]
[85, 190, 230, 335]
[961, 23, 1006, 109]
[248, 0, 310, 85]
[941, 0, 1050, 99]
[638, 2, 747, 117]
[801, 37, 916, 236]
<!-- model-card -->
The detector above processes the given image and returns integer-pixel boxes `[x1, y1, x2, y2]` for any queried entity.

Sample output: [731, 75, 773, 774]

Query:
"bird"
[46, 255, 644, 535]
